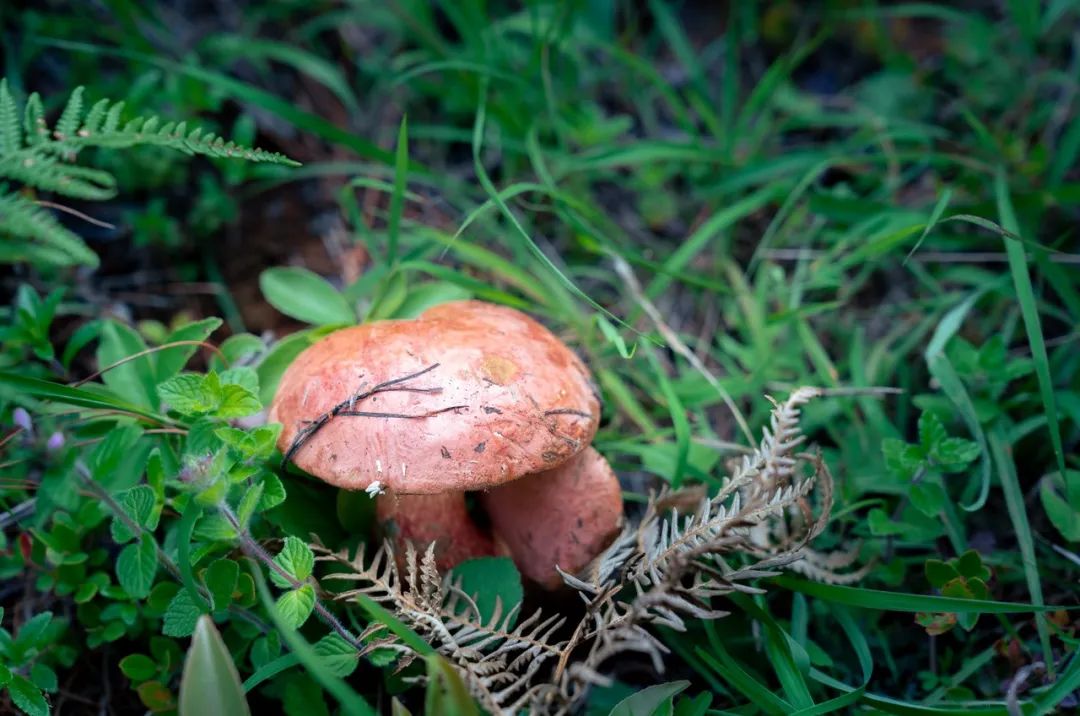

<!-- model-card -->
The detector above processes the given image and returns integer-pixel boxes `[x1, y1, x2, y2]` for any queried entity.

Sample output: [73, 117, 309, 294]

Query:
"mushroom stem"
[481, 447, 624, 589]
[376, 491, 496, 571]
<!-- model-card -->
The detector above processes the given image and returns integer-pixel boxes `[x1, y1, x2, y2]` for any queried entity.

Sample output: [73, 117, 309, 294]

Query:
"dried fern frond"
[318, 387, 857, 715]
[0, 79, 298, 268]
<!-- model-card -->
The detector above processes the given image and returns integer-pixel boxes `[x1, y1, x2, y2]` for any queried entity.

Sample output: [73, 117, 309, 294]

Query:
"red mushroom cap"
[268, 301, 600, 493]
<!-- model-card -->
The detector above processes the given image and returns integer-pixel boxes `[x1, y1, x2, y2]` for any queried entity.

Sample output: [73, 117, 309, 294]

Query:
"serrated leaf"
[216, 384, 261, 418]
[275, 585, 316, 629]
[158, 374, 220, 415]
[918, 411, 947, 452]
[910, 481, 947, 517]
[881, 438, 923, 479]
[272, 536, 314, 587]
[111, 485, 159, 543]
[219, 366, 259, 395]
[259, 474, 287, 510]
[118, 534, 158, 598]
[179, 616, 251, 716]
[163, 590, 202, 637]
[313, 634, 360, 677]
[932, 437, 980, 472]
[8, 675, 48, 716]
[237, 483, 265, 529]
[203, 559, 239, 612]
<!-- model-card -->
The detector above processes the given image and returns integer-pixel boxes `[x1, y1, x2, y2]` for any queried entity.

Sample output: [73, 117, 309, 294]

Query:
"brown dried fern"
[315, 387, 858, 715]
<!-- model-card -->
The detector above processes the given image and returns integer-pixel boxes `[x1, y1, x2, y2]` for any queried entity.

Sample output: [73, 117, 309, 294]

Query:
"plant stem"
[218, 503, 365, 652]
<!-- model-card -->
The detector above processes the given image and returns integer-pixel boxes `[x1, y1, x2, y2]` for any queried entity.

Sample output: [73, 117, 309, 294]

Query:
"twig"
[281, 363, 463, 468]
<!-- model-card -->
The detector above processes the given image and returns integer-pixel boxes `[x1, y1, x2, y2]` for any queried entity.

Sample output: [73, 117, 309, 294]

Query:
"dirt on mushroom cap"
[268, 300, 600, 493]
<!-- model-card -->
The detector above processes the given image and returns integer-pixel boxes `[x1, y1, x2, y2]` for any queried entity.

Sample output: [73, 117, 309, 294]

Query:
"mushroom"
[268, 300, 623, 586]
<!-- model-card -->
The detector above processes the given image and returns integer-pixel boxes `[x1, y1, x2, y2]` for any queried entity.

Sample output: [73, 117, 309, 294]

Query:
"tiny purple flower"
[46, 431, 65, 452]
[12, 407, 33, 436]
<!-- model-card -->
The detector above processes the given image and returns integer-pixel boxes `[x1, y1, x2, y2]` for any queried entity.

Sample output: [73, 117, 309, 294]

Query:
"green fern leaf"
[0, 189, 98, 267]
[0, 80, 20, 155]
[23, 93, 47, 145]
[54, 86, 85, 140]
[81, 99, 110, 135]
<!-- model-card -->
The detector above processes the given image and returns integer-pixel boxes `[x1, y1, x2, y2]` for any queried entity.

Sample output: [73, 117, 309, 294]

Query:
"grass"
[1, 1, 1079, 714]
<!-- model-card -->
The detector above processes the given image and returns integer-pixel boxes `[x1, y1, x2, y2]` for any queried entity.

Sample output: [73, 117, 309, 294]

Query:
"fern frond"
[0, 189, 98, 267]
[0, 81, 19, 155]
[0, 78, 299, 268]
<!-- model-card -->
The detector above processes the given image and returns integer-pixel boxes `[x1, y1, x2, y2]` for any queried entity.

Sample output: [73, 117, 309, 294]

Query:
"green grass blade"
[988, 426, 1053, 678]
[387, 116, 409, 265]
[774, 576, 1063, 613]
[995, 168, 1069, 501]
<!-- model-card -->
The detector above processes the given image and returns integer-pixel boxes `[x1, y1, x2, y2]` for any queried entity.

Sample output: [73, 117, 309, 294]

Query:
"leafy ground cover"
[1, 1, 1078, 714]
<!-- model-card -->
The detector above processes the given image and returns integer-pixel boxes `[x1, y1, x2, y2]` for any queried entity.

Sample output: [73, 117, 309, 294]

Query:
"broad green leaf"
[179, 616, 251, 716]
[8, 675, 48, 716]
[272, 536, 315, 587]
[216, 384, 261, 418]
[918, 412, 947, 453]
[117, 534, 158, 599]
[448, 557, 522, 627]
[276, 585, 316, 629]
[111, 485, 159, 543]
[219, 366, 259, 395]
[932, 438, 980, 472]
[120, 653, 158, 682]
[256, 330, 318, 405]
[29, 663, 56, 692]
[203, 559, 240, 612]
[1040, 472, 1080, 541]
[156, 318, 223, 382]
[910, 481, 947, 517]
[259, 267, 355, 325]
[163, 590, 202, 637]
[313, 634, 360, 677]
[608, 681, 690, 716]
[97, 319, 158, 408]
[158, 374, 220, 415]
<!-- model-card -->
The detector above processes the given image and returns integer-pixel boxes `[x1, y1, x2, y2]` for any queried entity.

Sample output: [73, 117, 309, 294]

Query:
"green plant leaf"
[117, 534, 158, 599]
[272, 536, 315, 587]
[158, 374, 221, 415]
[216, 384, 262, 418]
[163, 589, 202, 637]
[932, 438, 980, 472]
[259, 267, 355, 325]
[424, 654, 480, 716]
[203, 559, 239, 612]
[276, 585, 316, 629]
[179, 615, 251, 716]
[1040, 472, 1080, 541]
[313, 634, 361, 677]
[120, 653, 158, 682]
[111, 485, 159, 543]
[447, 557, 522, 627]
[7, 675, 48, 716]
[608, 681, 690, 716]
